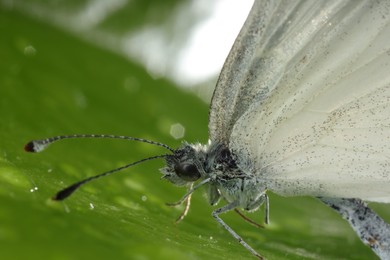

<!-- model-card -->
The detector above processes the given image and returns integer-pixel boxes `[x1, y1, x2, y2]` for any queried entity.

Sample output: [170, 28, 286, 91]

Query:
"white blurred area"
[124, 0, 253, 86]
[2, 0, 253, 98]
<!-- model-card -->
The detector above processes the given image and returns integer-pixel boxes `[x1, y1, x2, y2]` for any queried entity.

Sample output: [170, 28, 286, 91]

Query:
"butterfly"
[26, 0, 390, 259]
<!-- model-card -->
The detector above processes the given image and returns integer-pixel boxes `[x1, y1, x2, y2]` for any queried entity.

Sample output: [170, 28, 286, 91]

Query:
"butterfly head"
[160, 143, 207, 186]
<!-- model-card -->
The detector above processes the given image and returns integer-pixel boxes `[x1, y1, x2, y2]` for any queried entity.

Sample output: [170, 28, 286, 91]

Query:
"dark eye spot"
[174, 163, 201, 181]
[220, 148, 230, 159]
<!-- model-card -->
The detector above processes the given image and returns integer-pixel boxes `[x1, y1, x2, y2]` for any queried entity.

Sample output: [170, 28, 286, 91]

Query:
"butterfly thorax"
[161, 141, 267, 211]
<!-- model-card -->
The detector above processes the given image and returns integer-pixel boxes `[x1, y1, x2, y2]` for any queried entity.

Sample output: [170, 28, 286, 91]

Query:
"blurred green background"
[0, 1, 389, 259]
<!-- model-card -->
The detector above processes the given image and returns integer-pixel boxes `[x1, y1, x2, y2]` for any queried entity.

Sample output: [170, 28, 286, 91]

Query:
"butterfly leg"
[234, 193, 270, 228]
[234, 208, 264, 228]
[319, 197, 390, 260]
[175, 184, 193, 223]
[212, 201, 265, 260]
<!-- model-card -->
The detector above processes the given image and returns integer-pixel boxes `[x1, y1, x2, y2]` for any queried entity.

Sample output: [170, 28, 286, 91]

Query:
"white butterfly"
[166, 0, 390, 258]
[27, 0, 390, 259]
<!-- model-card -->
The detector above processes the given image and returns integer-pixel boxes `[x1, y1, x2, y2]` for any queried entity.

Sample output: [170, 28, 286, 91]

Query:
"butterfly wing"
[211, 0, 390, 202]
[209, 0, 357, 143]
[208, 0, 296, 144]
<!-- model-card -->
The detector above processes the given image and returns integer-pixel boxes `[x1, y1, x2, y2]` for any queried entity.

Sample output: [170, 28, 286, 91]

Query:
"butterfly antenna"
[24, 134, 175, 153]
[53, 154, 168, 201]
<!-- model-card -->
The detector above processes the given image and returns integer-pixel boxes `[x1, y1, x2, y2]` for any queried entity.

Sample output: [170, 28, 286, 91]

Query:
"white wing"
[209, 0, 298, 144]
[222, 0, 390, 202]
[209, 0, 363, 143]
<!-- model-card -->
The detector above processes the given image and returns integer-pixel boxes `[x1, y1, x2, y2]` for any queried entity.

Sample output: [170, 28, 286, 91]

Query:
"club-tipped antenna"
[53, 154, 168, 201]
[24, 134, 175, 153]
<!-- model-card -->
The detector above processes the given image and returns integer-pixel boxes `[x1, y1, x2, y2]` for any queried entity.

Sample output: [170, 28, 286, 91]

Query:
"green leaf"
[0, 5, 388, 260]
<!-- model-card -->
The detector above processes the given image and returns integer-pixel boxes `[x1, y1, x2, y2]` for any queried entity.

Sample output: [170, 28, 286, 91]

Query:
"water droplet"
[24, 45, 36, 56]
[30, 186, 38, 192]
[170, 123, 185, 139]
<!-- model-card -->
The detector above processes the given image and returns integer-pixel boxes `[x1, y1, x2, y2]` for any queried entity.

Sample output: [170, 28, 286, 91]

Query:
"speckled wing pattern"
[209, 0, 390, 202]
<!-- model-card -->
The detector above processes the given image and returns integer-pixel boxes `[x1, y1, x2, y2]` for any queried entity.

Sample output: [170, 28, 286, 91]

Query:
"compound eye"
[174, 163, 200, 181]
